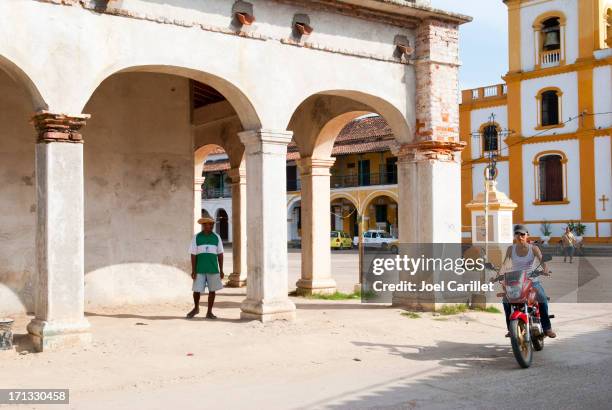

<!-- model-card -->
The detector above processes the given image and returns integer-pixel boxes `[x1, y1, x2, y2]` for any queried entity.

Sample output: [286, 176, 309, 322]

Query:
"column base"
[240, 298, 296, 322]
[295, 278, 337, 296]
[469, 293, 487, 309]
[27, 319, 91, 352]
[226, 272, 247, 288]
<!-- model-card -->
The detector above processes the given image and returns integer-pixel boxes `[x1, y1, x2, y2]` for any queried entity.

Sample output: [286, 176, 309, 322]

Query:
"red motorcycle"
[489, 255, 554, 368]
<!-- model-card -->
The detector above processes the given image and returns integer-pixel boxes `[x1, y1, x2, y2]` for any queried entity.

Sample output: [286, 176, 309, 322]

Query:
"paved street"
[1, 252, 611, 410]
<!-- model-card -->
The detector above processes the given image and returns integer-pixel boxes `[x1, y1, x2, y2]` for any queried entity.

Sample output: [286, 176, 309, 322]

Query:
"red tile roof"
[202, 116, 395, 172]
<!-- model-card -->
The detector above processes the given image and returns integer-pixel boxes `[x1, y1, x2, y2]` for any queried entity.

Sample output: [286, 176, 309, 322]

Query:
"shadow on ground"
[299, 325, 612, 410]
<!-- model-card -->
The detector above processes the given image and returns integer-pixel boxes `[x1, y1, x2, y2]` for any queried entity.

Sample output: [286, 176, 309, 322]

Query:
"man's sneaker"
[545, 329, 557, 338]
[206, 313, 218, 320]
[186, 308, 199, 318]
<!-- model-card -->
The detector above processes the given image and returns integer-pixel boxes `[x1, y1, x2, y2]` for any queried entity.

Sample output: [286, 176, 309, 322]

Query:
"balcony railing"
[540, 49, 561, 68]
[203, 186, 232, 199]
[331, 172, 398, 188]
[462, 83, 507, 104]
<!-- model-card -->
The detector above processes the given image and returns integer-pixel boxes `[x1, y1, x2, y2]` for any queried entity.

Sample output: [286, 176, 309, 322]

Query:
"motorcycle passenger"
[501, 224, 556, 338]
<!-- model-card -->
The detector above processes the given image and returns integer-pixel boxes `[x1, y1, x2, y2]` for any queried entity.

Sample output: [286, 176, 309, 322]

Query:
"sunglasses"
[515, 232, 527, 237]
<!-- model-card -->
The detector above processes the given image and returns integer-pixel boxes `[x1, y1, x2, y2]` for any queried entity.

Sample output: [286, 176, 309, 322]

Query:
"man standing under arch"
[187, 216, 224, 319]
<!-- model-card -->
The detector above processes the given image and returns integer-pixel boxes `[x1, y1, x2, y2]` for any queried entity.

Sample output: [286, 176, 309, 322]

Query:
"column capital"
[297, 157, 335, 176]
[397, 140, 466, 163]
[194, 176, 206, 186]
[32, 111, 90, 143]
[228, 166, 246, 184]
[238, 129, 293, 147]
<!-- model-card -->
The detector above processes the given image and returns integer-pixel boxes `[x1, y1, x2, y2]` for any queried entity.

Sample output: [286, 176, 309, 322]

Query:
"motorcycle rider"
[500, 224, 556, 338]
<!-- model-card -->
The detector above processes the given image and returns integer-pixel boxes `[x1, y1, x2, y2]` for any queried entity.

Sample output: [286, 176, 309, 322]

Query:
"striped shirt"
[189, 232, 224, 274]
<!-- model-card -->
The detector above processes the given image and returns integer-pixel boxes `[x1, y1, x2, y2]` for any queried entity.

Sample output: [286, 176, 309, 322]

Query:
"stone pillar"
[396, 142, 464, 244]
[391, 18, 464, 311]
[227, 166, 247, 287]
[27, 111, 91, 352]
[413, 18, 460, 143]
[392, 142, 464, 311]
[296, 157, 337, 295]
[193, 176, 205, 234]
[238, 129, 296, 322]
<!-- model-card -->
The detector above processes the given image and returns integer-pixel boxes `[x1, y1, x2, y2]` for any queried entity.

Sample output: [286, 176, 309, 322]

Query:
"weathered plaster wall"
[0, 70, 35, 315]
[0, 1, 414, 141]
[83, 73, 193, 308]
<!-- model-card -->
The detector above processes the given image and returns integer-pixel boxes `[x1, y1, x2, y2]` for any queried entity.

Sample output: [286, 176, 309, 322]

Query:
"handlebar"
[490, 269, 552, 283]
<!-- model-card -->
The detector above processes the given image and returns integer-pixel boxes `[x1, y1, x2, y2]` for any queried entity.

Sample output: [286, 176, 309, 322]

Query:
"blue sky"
[430, 0, 508, 91]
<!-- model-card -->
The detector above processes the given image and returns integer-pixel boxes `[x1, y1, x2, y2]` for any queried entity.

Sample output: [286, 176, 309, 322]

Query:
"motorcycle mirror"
[484, 262, 495, 269]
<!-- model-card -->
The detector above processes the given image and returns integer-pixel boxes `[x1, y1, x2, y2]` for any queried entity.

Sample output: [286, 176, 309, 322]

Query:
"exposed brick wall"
[414, 18, 460, 143]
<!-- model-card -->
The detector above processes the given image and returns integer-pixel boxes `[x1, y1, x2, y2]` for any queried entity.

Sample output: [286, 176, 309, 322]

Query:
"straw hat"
[197, 216, 215, 225]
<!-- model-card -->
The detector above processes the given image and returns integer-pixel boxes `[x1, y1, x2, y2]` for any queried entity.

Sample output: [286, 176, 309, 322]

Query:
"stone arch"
[361, 191, 399, 215]
[330, 192, 360, 211]
[330, 193, 360, 237]
[0, 55, 47, 111]
[82, 65, 262, 131]
[287, 91, 412, 159]
[0, 56, 48, 315]
[361, 192, 400, 237]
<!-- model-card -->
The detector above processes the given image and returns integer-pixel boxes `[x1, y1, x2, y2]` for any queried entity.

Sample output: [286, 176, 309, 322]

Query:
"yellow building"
[201, 116, 399, 243]
[460, 0, 612, 243]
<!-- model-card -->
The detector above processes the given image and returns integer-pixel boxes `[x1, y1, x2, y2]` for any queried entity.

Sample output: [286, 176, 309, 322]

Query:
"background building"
[200, 115, 399, 244]
[460, 0, 612, 243]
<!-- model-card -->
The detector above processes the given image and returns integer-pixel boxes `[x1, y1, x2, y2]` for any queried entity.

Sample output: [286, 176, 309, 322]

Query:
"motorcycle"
[488, 254, 554, 368]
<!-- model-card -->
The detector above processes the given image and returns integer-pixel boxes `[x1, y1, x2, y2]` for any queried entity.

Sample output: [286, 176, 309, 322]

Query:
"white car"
[353, 230, 398, 252]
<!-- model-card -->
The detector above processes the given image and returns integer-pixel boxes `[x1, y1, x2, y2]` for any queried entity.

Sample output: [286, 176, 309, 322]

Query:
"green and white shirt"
[189, 232, 224, 274]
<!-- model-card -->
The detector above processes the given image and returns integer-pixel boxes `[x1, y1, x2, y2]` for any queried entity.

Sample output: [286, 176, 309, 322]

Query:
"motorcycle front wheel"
[509, 319, 533, 368]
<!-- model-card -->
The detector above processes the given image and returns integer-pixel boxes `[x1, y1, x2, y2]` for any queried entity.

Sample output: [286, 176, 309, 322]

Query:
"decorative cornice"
[32, 111, 90, 143]
[297, 157, 336, 176]
[227, 167, 247, 184]
[398, 140, 466, 162]
[34, 0, 461, 66]
[503, 57, 612, 83]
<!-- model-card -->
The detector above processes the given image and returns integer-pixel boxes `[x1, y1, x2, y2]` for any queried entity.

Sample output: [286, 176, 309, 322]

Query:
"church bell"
[542, 28, 560, 50]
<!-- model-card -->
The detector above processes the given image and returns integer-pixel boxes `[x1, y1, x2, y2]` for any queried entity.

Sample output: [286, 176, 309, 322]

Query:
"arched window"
[482, 124, 499, 153]
[533, 151, 568, 204]
[533, 12, 566, 68]
[541, 90, 559, 125]
[536, 87, 563, 128]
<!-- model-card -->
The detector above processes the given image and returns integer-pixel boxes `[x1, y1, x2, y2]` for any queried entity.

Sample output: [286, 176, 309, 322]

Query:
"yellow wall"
[331, 152, 395, 177]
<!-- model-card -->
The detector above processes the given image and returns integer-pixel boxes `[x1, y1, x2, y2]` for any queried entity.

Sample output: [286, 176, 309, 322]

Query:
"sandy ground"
[1, 253, 611, 410]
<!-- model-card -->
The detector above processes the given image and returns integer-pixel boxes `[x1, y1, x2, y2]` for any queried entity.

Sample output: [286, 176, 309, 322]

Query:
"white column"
[392, 143, 463, 310]
[238, 129, 296, 322]
[296, 157, 337, 295]
[396, 146, 462, 244]
[27, 112, 91, 352]
[193, 176, 205, 234]
[227, 166, 247, 287]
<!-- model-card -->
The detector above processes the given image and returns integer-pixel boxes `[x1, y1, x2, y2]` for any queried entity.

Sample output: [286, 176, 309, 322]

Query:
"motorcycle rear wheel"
[532, 335, 544, 351]
[510, 319, 533, 368]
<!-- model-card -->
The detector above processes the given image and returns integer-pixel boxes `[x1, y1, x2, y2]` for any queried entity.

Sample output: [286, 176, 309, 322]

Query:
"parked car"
[353, 230, 398, 253]
[330, 231, 353, 249]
